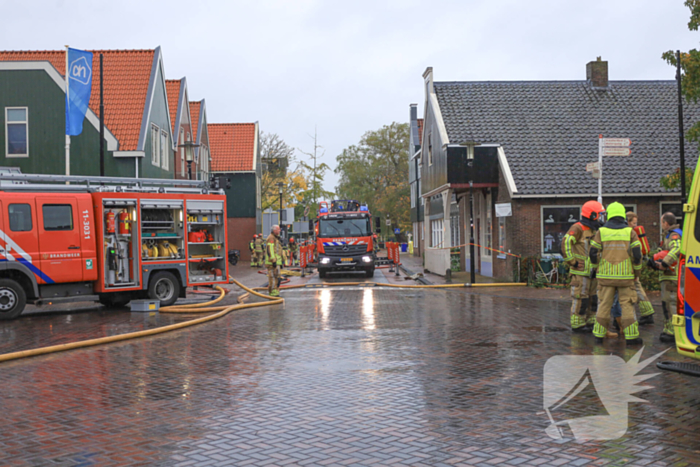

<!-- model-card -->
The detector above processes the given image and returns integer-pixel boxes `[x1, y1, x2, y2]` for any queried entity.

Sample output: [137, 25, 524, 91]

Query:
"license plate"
[340, 258, 353, 262]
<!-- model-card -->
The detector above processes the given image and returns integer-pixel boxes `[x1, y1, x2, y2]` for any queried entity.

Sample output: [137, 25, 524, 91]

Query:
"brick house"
[0, 48, 176, 179]
[208, 122, 261, 261]
[419, 59, 700, 280]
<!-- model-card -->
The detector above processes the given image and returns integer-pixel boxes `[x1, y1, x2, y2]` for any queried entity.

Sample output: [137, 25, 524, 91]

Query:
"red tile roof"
[417, 118, 424, 146]
[0, 49, 155, 151]
[165, 79, 181, 134]
[208, 123, 257, 172]
[189, 101, 201, 143]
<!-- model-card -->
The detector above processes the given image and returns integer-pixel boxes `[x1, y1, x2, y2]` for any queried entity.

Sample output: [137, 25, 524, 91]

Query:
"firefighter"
[626, 211, 655, 325]
[282, 239, 290, 267]
[590, 202, 643, 345]
[254, 234, 264, 268]
[265, 225, 283, 297]
[249, 236, 257, 267]
[561, 200, 605, 333]
[288, 237, 298, 266]
[651, 212, 682, 343]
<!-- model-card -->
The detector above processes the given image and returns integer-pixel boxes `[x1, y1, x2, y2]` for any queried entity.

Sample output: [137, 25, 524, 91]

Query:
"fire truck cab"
[0, 173, 229, 319]
[315, 200, 376, 279]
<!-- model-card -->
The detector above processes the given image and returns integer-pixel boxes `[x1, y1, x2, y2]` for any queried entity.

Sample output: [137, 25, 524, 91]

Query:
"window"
[411, 183, 416, 208]
[660, 202, 683, 240]
[431, 219, 443, 248]
[151, 124, 160, 166]
[428, 133, 433, 166]
[6, 107, 28, 157]
[542, 206, 581, 255]
[9, 204, 32, 232]
[179, 129, 185, 176]
[498, 217, 506, 258]
[319, 218, 371, 237]
[43, 205, 73, 231]
[450, 214, 460, 247]
[160, 130, 169, 170]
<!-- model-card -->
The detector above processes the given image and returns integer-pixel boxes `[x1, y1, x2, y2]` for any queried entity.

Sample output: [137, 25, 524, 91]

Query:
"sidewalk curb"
[398, 264, 433, 285]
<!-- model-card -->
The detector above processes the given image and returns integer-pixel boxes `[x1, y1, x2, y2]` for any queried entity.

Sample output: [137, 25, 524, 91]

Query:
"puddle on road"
[523, 326, 568, 333]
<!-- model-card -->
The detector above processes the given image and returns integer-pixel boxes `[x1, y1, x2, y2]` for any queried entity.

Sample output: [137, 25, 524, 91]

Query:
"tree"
[260, 132, 295, 211]
[261, 168, 308, 212]
[661, 0, 700, 196]
[298, 128, 335, 215]
[334, 122, 410, 240]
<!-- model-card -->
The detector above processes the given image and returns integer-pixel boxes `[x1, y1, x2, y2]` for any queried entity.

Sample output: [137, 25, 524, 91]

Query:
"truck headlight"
[320, 257, 330, 264]
[362, 256, 372, 263]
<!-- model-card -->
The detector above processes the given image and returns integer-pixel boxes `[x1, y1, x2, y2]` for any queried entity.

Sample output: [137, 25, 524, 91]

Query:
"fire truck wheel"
[0, 279, 26, 320]
[148, 271, 180, 307]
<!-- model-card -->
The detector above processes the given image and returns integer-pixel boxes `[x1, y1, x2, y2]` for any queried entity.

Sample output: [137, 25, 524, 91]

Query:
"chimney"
[586, 57, 608, 88]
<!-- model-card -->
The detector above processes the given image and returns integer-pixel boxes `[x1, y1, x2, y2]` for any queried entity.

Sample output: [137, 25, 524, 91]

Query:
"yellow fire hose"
[0, 279, 283, 364]
[0, 278, 525, 364]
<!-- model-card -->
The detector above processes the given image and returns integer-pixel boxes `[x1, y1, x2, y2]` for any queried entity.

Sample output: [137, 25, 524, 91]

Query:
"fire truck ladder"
[0, 173, 222, 194]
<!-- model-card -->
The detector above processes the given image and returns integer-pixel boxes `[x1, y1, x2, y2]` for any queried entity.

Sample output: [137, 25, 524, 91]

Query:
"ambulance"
[0, 173, 229, 319]
[673, 162, 700, 358]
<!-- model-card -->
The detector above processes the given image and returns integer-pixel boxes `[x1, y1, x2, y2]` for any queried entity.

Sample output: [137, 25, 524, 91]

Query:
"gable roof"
[209, 123, 257, 172]
[0, 49, 157, 151]
[189, 101, 201, 143]
[433, 80, 700, 196]
[165, 79, 181, 135]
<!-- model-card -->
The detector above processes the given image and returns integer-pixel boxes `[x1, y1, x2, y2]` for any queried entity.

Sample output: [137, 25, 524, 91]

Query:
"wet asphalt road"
[0, 284, 699, 466]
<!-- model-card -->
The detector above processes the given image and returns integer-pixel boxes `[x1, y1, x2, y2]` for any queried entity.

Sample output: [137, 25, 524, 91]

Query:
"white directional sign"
[601, 138, 631, 147]
[601, 147, 631, 156]
[586, 162, 601, 172]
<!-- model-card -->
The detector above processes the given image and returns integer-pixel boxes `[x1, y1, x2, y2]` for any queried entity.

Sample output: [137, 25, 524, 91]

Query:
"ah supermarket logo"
[69, 56, 92, 85]
[541, 347, 667, 440]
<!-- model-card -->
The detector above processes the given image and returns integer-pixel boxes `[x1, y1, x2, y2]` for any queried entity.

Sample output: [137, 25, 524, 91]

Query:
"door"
[2, 198, 40, 280]
[36, 196, 84, 284]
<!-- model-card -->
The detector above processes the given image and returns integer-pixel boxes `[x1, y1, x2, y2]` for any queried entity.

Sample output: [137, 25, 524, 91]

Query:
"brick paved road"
[1, 286, 699, 466]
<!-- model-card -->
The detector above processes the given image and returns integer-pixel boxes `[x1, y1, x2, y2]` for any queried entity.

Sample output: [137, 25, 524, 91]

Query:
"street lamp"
[277, 181, 284, 224]
[178, 140, 200, 180]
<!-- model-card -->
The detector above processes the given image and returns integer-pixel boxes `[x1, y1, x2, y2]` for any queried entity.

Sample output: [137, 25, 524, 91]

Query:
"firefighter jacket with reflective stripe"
[254, 237, 264, 252]
[265, 233, 283, 266]
[589, 218, 642, 287]
[561, 222, 594, 276]
[660, 224, 682, 281]
[249, 240, 255, 252]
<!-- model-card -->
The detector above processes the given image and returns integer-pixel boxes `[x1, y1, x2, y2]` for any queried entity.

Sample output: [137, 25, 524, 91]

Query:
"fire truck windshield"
[319, 218, 370, 237]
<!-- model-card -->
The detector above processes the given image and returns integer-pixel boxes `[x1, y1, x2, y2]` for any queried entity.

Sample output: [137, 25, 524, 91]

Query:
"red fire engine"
[0, 173, 229, 319]
[314, 200, 377, 279]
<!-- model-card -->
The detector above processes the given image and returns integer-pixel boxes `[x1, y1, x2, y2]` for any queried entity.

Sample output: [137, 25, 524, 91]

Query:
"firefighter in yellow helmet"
[561, 200, 605, 333]
[589, 202, 643, 345]
[254, 234, 264, 268]
[265, 225, 283, 297]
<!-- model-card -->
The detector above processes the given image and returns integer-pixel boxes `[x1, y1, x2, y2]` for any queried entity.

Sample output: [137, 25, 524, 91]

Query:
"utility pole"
[99, 53, 105, 177]
[676, 50, 688, 204]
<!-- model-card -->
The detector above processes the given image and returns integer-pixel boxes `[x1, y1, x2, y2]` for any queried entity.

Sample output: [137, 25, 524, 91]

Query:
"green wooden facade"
[221, 172, 262, 229]
[0, 61, 174, 179]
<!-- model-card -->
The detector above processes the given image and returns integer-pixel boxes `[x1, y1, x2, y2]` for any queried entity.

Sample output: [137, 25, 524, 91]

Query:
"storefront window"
[542, 206, 581, 255]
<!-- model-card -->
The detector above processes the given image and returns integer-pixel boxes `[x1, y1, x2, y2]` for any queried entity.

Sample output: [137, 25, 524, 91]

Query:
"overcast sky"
[2, 0, 698, 191]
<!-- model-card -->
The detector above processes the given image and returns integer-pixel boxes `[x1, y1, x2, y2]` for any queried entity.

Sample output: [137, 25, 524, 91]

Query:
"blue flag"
[65, 48, 93, 136]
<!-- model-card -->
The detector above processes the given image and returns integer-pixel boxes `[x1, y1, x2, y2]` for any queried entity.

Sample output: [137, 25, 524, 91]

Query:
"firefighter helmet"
[582, 201, 605, 222]
[289, 237, 295, 243]
[606, 202, 626, 220]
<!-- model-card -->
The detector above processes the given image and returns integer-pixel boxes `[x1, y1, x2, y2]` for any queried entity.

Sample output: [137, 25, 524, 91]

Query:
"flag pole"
[64, 45, 70, 179]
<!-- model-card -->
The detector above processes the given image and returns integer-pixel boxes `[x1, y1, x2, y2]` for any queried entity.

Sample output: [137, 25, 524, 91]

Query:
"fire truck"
[0, 173, 229, 320]
[314, 200, 378, 279]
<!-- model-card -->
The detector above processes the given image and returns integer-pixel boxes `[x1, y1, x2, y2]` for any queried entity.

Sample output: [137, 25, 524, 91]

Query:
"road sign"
[601, 138, 631, 147]
[591, 169, 601, 179]
[394, 228, 400, 234]
[586, 162, 600, 172]
[601, 147, 631, 156]
[386, 219, 391, 226]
